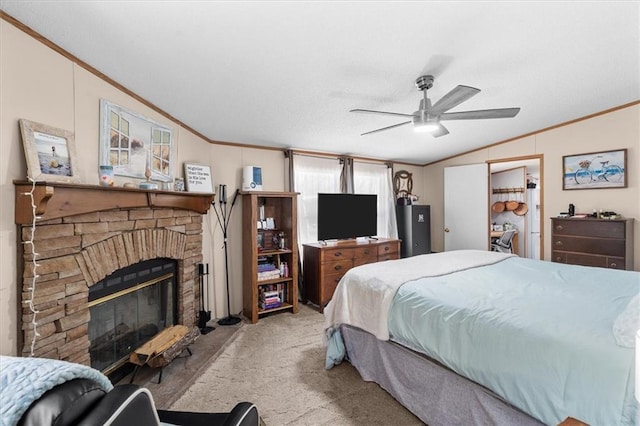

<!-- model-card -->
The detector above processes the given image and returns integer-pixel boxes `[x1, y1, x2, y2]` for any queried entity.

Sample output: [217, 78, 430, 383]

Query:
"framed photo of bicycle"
[563, 148, 627, 190]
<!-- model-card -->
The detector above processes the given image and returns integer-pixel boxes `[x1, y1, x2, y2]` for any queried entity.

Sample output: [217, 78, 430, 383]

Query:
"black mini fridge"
[396, 204, 431, 258]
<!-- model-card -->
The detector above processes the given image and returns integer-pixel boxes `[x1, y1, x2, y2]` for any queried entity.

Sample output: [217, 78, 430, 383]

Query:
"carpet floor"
[170, 304, 423, 425]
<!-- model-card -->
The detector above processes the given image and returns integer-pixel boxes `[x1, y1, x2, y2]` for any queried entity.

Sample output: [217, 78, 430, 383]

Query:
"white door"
[444, 163, 488, 251]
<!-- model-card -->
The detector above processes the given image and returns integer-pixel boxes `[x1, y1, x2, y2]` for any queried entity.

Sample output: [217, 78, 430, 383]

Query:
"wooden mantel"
[14, 180, 215, 224]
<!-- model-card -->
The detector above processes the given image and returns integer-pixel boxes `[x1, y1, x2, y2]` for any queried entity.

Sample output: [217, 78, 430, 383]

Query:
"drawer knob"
[555, 225, 563, 231]
[364, 249, 369, 255]
[384, 246, 390, 251]
[555, 241, 563, 246]
[334, 265, 342, 271]
[556, 256, 562, 261]
[610, 263, 617, 268]
[334, 251, 342, 257]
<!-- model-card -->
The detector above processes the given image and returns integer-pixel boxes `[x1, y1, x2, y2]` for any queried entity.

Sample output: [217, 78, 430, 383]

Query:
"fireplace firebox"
[88, 258, 177, 374]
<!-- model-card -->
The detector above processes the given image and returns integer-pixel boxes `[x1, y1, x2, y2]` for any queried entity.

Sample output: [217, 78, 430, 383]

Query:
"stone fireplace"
[14, 181, 214, 369]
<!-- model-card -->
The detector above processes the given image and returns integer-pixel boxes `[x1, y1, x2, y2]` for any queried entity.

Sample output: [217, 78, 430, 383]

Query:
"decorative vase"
[99, 165, 114, 186]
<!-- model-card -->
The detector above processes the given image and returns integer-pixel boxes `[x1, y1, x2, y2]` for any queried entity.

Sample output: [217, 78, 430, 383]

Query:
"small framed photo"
[563, 149, 627, 190]
[184, 163, 214, 193]
[19, 119, 81, 183]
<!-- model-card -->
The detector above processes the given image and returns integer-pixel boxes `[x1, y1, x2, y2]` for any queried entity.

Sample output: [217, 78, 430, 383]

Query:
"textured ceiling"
[1, 1, 638, 165]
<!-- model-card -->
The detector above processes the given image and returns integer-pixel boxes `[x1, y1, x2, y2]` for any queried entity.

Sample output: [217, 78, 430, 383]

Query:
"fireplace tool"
[212, 184, 242, 326]
[198, 263, 215, 334]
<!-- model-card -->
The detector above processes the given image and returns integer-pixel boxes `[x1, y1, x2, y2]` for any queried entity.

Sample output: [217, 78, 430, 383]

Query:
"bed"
[324, 250, 639, 425]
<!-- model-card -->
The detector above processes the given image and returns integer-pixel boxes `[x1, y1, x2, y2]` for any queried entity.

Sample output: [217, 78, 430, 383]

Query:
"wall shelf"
[14, 180, 215, 224]
[491, 187, 525, 194]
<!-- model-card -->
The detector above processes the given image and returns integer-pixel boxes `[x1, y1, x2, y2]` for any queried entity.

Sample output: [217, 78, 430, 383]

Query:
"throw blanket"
[0, 355, 113, 426]
[324, 250, 514, 341]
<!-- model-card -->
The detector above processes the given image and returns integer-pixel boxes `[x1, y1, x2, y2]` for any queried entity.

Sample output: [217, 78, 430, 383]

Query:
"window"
[292, 155, 342, 245]
[354, 161, 398, 238]
[151, 127, 172, 176]
[109, 110, 131, 166]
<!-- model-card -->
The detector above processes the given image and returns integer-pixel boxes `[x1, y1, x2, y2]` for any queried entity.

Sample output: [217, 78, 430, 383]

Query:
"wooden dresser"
[550, 217, 634, 270]
[303, 238, 400, 312]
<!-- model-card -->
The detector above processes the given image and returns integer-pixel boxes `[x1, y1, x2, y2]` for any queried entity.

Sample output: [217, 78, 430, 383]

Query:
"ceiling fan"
[350, 75, 520, 137]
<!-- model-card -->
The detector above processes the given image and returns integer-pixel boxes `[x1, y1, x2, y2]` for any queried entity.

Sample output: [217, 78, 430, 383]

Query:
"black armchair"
[18, 378, 259, 426]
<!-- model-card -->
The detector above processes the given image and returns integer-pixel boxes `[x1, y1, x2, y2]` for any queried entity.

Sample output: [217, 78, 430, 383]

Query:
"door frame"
[487, 154, 544, 258]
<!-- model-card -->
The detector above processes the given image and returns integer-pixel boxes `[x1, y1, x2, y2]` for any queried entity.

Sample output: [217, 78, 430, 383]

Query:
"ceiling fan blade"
[350, 109, 416, 118]
[431, 123, 450, 138]
[440, 107, 521, 120]
[361, 121, 412, 136]
[430, 85, 480, 115]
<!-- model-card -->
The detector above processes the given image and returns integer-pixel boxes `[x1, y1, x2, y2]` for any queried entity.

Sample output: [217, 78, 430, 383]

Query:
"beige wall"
[424, 105, 640, 269]
[0, 21, 286, 355]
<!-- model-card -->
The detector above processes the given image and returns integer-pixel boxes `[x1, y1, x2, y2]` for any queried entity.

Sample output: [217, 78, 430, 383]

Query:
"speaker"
[396, 204, 431, 258]
[242, 166, 263, 191]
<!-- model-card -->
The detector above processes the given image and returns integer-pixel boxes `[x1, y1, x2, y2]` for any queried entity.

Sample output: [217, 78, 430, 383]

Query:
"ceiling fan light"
[413, 115, 439, 133]
[414, 122, 439, 133]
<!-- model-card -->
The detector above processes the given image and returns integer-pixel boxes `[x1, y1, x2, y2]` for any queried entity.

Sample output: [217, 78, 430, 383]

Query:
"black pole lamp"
[212, 184, 242, 326]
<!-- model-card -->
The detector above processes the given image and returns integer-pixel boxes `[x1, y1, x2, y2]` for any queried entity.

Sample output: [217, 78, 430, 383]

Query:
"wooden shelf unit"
[241, 191, 299, 323]
[303, 238, 400, 313]
[550, 217, 634, 270]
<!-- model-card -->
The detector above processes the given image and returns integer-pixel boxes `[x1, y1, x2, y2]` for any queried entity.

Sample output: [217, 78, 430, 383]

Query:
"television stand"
[302, 237, 400, 313]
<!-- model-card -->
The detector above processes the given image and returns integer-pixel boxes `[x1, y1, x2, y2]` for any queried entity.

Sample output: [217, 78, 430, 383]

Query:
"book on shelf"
[260, 303, 282, 310]
[258, 283, 288, 306]
[257, 269, 281, 281]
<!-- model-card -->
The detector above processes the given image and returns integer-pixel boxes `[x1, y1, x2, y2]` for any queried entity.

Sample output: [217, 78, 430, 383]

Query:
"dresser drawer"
[552, 219, 625, 239]
[378, 253, 400, 262]
[353, 246, 378, 266]
[322, 247, 355, 262]
[552, 236, 625, 257]
[321, 259, 353, 276]
[565, 252, 609, 269]
[551, 251, 567, 263]
[553, 251, 626, 270]
[377, 242, 399, 257]
[322, 271, 346, 303]
[605, 258, 626, 270]
[568, 253, 626, 269]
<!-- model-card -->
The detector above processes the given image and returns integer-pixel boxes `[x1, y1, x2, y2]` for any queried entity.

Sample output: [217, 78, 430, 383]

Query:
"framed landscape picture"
[99, 99, 174, 183]
[563, 149, 627, 190]
[19, 119, 81, 183]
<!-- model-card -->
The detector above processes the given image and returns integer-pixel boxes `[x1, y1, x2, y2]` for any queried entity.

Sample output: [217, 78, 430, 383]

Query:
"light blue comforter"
[388, 256, 639, 425]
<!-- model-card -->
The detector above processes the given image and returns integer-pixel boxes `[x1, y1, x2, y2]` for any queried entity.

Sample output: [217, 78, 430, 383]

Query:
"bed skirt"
[340, 324, 544, 426]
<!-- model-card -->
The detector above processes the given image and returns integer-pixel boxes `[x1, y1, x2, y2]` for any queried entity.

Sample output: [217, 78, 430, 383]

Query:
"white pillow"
[613, 294, 640, 348]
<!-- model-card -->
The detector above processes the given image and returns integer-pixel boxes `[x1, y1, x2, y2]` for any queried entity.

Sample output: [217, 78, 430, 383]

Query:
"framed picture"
[19, 119, 81, 183]
[184, 163, 214, 193]
[99, 99, 174, 182]
[563, 148, 627, 190]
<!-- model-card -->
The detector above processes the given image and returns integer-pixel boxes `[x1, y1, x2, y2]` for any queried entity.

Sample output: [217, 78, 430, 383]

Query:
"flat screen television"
[317, 193, 377, 241]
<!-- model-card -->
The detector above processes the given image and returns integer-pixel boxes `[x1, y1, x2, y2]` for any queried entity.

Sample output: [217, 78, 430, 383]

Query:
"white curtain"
[293, 155, 342, 246]
[354, 161, 398, 238]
